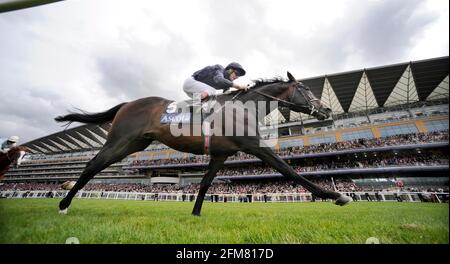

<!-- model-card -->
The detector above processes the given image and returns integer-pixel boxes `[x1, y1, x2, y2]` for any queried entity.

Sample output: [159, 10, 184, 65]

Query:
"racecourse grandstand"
[1, 56, 448, 202]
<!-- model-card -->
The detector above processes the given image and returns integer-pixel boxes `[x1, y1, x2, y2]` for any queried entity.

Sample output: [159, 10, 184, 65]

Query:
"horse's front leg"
[192, 156, 227, 216]
[243, 141, 351, 205]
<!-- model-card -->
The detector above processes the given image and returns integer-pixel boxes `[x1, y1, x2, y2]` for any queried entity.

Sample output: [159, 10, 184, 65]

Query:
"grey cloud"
[288, 0, 437, 72]
[204, 0, 270, 63]
[0, 84, 71, 143]
[203, 0, 439, 76]
[0, 15, 57, 143]
[96, 22, 197, 102]
[343, 0, 436, 65]
[0, 0, 446, 144]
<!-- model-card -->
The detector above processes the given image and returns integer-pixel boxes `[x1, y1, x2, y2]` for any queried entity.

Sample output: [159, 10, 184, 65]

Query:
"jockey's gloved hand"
[200, 91, 209, 100]
[246, 81, 256, 89]
[233, 81, 253, 91]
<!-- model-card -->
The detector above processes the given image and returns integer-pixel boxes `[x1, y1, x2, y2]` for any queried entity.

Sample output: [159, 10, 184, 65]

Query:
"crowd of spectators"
[22, 155, 93, 165]
[215, 152, 448, 176]
[6, 168, 118, 178]
[22, 150, 126, 165]
[1, 178, 447, 194]
[0, 180, 342, 194]
[127, 131, 448, 167]
[0, 183, 62, 191]
[5, 129, 447, 195]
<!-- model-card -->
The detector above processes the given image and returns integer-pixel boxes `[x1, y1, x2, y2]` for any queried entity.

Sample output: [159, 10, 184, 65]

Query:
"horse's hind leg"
[59, 137, 152, 212]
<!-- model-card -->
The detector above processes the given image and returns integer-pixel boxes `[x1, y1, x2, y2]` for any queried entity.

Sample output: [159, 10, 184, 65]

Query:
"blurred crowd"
[1, 178, 447, 194]
[7, 151, 447, 179]
[4, 129, 447, 197]
[128, 131, 448, 167]
[216, 152, 448, 176]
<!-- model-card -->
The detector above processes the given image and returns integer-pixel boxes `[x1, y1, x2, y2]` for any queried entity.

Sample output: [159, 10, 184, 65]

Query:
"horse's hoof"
[59, 208, 68, 215]
[335, 195, 352, 206]
[59, 199, 70, 210]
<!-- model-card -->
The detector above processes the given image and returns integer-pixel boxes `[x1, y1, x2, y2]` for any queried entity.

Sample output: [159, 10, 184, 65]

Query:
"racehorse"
[0, 146, 27, 181]
[55, 72, 351, 215]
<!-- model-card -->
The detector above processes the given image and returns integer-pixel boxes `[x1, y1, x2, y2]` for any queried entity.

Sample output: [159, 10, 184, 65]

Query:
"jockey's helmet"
[225, 62, 246, 77]
[8, 136, 19, 143]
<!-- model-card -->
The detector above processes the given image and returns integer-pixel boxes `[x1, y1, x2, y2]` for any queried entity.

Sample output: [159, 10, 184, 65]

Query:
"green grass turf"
[0, 198, 448, 244]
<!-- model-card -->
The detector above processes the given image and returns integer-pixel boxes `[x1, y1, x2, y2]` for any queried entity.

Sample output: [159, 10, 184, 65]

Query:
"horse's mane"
[223, 76, 290, 96]
[252, 76, 289, 88]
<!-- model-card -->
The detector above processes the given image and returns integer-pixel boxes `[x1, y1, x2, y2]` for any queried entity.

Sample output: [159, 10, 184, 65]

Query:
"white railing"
[0, 190, 448, 203]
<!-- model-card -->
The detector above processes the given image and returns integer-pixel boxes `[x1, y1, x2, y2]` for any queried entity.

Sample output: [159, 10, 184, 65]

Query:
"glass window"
[341, 130, 374, 141]
[279, 139, 304, 149]
[379, 124, 419, 137]
[169, 152, 184, 159]
[152, 153, 167, 160]
[309, 134, 336, 145]
[425, 120, 449, 132]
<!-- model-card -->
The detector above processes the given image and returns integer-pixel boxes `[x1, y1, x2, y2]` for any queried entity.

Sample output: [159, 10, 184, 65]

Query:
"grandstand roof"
[23, 123, 111, 154]
[22, 56, 449, 154]
[278, 56, 449, 121]
[303, 56, 448, 106]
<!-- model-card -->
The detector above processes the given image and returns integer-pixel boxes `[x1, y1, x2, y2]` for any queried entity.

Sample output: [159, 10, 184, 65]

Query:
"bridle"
[248, 82, 322, 115]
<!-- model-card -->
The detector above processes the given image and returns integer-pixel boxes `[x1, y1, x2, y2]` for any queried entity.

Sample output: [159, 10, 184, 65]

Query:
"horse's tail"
[55, 103, 127, 125]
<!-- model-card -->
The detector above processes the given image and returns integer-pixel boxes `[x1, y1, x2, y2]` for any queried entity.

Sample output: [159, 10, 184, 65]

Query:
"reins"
[243, 83, 322, 115]
[250, 89, 297, 107]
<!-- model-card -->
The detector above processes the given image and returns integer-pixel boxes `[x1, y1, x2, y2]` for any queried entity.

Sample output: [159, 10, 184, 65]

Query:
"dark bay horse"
[55, 72, 351, 215]
[0, 146, 27, 181]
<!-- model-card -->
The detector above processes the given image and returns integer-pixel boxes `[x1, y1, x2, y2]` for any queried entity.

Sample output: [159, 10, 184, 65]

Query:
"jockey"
[0, 136, 19, 154]
[183, 62, 251, 101]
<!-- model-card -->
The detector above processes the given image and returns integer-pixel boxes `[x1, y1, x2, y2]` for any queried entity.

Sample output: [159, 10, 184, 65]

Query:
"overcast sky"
[0, 0, 448, 143]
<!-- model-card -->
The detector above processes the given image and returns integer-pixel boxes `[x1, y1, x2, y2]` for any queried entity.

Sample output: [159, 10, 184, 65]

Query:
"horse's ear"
[287, 71, 296, 82]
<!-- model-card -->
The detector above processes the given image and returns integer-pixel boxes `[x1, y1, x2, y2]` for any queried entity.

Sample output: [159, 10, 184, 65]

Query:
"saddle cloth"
[160, 98, 217, 124]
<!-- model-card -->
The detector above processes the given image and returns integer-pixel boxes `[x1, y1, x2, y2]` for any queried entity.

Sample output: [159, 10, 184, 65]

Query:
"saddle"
[160, 97, 218, 125]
